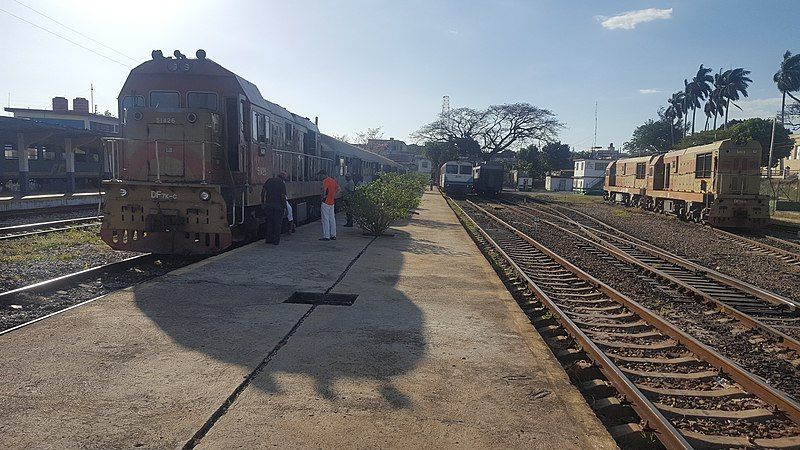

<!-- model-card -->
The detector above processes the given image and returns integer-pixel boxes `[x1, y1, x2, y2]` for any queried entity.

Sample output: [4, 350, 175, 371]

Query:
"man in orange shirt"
[318, 169, 339, 241]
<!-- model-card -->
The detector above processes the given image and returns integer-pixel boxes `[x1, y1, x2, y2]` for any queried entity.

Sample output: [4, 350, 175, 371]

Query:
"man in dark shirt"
[261, 173, 287, 245]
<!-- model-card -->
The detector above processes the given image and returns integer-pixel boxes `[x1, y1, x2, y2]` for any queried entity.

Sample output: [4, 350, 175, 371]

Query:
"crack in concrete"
[182, 236, 378, 449]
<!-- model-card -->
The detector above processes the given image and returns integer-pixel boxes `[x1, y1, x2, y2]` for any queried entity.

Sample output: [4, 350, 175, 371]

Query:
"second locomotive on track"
[603, 139, 768, 228]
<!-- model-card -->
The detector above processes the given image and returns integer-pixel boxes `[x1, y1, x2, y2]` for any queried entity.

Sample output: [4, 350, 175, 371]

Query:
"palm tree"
[666, 91, 685, 145]
[685, 65, 714, 134]
[710, 69, 726, 130]
[774, 50, 800, 124]
[703, 98, 716, 131]
[717, 68, 752, 129]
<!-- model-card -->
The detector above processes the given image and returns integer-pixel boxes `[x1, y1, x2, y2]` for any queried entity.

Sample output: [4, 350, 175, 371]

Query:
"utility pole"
[593, 101, 598, 150]
[768, 116, 777, 179]
[90, 84, 95, 114]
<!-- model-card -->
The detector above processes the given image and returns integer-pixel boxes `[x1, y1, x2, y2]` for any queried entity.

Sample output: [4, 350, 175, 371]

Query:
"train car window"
[460, 165, 472, 174]
[121, 95, 145, 109]
[3, 145, 17, 159]
[445, 165, 458, 174]
[673, 157, 679, 172]
[75, 149, 87, 163]
[258, 115, 268, 143]
[239, 101, 245, 134]
[635, 162, 646, 179]
[285, 123, 294, 148]
[149, 91, 180, 108]
[42, 147, 56, 160]
[251, 111, 259, 142]
[695, 153, 712, 178]
[622, 163, 627, 175]
[187, 92, 218, 110]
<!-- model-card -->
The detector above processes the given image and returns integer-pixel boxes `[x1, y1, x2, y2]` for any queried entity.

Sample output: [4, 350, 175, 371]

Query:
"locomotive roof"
[663, 139, 760, 158]
[320, 134, 402, 168]
[124, 55, 318, 132]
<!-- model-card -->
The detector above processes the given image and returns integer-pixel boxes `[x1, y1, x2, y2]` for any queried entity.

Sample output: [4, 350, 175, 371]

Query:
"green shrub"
[345, 173, 427, 236]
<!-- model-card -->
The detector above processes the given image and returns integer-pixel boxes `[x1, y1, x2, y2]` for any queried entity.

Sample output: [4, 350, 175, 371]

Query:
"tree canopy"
[517, 141, 571, 178]
[623, 109, 685, 155]
[413, 103, 563, 161]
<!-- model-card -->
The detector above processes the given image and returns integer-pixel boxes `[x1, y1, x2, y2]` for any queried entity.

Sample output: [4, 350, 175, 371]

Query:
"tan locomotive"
[604, 139, 768, 228]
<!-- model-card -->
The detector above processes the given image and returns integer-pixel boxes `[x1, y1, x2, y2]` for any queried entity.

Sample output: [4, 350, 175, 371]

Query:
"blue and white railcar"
[439, 161, 473, 196]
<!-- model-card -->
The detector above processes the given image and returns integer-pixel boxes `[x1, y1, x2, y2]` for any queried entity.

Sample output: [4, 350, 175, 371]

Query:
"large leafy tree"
[541, 142, 572, 171]
[774, 50, 800, 124]
[717, 68, 752, 129]
[413, 103, 563, 161]
[624, 108, 685, 155]
[517, 145, 546, 178]
[684, 65, 714, 134]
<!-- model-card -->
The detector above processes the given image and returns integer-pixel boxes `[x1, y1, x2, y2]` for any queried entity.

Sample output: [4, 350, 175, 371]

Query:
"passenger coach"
[604, 139, 768, 228]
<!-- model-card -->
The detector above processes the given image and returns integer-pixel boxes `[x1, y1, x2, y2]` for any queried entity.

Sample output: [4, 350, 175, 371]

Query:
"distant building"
[492, 149, 517, 166]
[572, 159, 609, 193]
[592, 143, 620, 160]
[5, 97, 118, 134]
[545, 170, 574, 192]
[364, 139, 432, 174]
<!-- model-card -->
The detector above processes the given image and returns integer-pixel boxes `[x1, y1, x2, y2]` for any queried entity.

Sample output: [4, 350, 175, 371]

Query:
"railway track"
[512, 202, 800, 349]
[713, 229, 800, 266]
[0, 253, 199, 335]
[0, 216, 103, 241]
[454, 199, 800, 449]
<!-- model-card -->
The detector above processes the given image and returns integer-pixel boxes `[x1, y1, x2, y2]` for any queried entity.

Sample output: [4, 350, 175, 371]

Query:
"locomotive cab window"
[459, 165, 472, 174]
[149, 91, 180, 109]
[635, 162, 646, 179]
[445, 165, 459, 174]
[187, 92, 218, 110]
[695, 152, 712, 178]
[121, 95, 145, 109]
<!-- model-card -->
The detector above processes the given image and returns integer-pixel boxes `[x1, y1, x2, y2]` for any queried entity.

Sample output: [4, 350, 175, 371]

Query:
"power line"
[13, 0, 138, 63]
[0, 6, 131, 68]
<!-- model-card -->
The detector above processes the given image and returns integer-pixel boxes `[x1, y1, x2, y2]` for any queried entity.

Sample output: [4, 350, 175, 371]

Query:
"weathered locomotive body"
[101, 51, 400, 255]
[472, 164, 504, 196]
[603, 139, 768, 228]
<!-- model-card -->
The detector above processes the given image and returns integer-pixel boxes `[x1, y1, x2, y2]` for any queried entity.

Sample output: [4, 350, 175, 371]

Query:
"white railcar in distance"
[439, 161, 473, 196]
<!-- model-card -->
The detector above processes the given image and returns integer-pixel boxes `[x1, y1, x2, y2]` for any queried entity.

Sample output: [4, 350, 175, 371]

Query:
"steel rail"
[714, 228, 800, 265]
[509, 204, 800, 354]
[453, 201, 692, 449]
[767, 235, 800, 252]
[0, 253, 155, 301]
[533, 203, 799, 310]
[464, 200, 800, 434]
[0, 216, 102, 240]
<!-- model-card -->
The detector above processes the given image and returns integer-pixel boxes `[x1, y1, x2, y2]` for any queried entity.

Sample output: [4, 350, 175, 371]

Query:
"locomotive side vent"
[284, 291, 358, 306]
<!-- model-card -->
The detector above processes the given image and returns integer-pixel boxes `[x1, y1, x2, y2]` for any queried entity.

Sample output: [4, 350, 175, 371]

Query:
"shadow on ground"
[131, 218, 430, 410]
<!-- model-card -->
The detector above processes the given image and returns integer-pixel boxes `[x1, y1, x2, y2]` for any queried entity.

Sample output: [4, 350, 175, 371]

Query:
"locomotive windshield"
[445, 165, 459, 174]
[459, 165, 471, 174]
[149, 91, 180, 109]
[187, 92, 218, 110]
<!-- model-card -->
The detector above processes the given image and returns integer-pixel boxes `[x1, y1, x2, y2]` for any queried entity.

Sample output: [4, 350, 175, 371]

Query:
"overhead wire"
[0, 6, 132, 68]
[12, 0, 139, 63]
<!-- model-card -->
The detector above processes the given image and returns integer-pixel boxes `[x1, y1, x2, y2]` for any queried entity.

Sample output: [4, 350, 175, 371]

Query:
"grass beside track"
[0, 226, 106, 264]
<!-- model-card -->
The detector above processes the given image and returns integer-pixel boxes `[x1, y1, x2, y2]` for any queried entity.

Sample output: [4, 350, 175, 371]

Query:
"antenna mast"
[593, 101, 598, 150]
[90, 84, 95, 114]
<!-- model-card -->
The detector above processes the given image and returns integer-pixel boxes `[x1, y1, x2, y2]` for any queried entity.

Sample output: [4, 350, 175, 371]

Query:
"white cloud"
[597, 8, 673, 30]
[638, 88, 661, 94]
[726, 97, 782, 121]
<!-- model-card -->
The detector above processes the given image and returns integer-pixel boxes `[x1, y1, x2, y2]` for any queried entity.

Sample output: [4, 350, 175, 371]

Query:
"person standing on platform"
[343, 174, 355, 227]
[318, 169, 339, 241]
[261, 173, 286, 245]
[277, 172, 296, 234]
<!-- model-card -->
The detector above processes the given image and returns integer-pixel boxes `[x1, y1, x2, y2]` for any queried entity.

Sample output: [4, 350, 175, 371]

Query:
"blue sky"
[1, 0, 798, 151]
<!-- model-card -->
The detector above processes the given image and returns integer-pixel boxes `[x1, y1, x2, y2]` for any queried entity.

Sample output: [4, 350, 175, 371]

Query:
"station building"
[5, 97, 118, 134]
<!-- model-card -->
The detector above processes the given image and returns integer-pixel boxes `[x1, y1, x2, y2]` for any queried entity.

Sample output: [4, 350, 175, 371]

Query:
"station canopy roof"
[0, 116, 105, 150]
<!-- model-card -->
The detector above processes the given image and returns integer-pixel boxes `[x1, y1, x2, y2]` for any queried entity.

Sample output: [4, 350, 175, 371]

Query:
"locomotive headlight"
[199, 190, 211, 201]
[119, 188, 128, 197]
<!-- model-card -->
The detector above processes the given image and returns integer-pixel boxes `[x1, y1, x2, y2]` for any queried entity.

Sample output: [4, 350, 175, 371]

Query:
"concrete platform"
[0, 191, 102, 212]
[0, 191, 615, 449]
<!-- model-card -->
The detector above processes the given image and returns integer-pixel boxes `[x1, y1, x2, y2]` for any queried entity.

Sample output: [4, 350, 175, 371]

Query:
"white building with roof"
[572, 159, 609, 193]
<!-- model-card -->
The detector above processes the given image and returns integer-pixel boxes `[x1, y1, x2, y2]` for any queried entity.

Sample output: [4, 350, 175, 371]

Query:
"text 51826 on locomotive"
[603, 139, 768, 228]
[102, 50, 334, 254]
